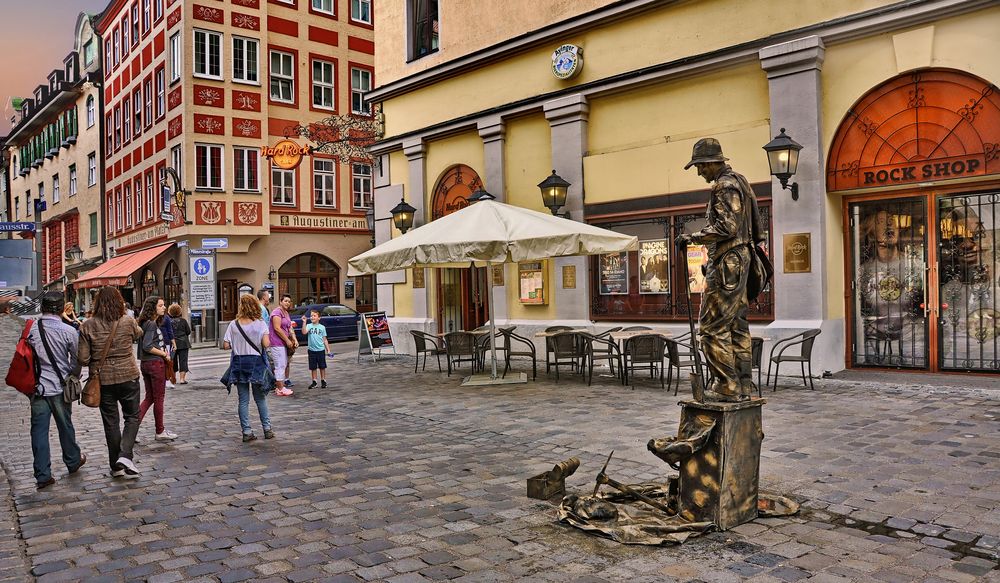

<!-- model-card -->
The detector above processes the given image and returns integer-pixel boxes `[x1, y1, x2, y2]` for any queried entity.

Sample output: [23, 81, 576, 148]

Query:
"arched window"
[86, 95, 95, 128]
[163, 260, 182, 306]
[278, 253, 340, 305]
[136, 268, 158, 306]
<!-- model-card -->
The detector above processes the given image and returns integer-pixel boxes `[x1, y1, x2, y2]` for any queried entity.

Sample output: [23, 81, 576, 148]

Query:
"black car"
[289, 303, 361, 343]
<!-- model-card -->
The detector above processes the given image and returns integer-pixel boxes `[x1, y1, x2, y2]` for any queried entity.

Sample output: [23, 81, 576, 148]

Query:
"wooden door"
[219, 279, 238, 321]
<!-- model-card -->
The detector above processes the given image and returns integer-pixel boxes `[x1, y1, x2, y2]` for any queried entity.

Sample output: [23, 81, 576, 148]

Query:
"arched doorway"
[136, 268, 158, 306]
[831, 68, 1000, 372]
[279, 253, 341, 305]
[431, 164, 489, 332]
[163, 260, 183, 306]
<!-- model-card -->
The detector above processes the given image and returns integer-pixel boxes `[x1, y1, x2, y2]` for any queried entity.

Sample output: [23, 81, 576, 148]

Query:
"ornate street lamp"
[65, 245, 83, 264]
[763, 128, 803, 200]
[466, 188, 496, 204]
[537, 170, 570, 215]
[267, 265, 277, 281]
[390, 198, 417, 234]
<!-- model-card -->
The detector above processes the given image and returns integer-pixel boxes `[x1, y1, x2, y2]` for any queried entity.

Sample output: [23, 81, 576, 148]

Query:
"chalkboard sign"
[357, 311, 396, 362]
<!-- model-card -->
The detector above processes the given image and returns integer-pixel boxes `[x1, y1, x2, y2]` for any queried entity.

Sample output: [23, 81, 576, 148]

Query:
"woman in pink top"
[268, 294, 298, 396]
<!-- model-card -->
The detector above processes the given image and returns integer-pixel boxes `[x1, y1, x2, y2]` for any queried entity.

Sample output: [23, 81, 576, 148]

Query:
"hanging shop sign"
[599, 252, 628, 295]
[261, 139, 311, 170]
[551, 44, 584, 80]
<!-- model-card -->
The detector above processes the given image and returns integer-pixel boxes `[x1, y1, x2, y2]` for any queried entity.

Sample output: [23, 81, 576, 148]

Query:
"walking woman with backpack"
[222, 294, 275, 442]
[78, 287, 144, 479]
[136, 296, 178, 442]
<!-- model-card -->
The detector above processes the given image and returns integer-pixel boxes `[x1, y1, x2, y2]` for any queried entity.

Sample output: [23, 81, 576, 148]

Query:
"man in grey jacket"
[28, 292, 86, 489]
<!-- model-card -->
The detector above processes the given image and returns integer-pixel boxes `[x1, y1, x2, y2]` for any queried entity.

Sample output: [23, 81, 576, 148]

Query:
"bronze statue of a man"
[676, 138, 764, 402]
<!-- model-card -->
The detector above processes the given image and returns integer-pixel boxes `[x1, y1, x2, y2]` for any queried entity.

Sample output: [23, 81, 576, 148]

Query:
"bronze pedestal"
[676, 398, 764, 530]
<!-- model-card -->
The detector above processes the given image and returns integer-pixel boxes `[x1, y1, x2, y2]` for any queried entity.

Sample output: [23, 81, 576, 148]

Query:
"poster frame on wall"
[599, 251, 629, 295]
[638, 239, 670, 295]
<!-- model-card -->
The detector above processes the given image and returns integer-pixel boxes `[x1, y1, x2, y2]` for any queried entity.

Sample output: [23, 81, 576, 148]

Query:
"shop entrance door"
[936, 192, 1000, 371]
[848, 197, 929, 368]
[220, 280, 238, 321]
[848, 190, 1000, 372]
[438, 266, 489, 334]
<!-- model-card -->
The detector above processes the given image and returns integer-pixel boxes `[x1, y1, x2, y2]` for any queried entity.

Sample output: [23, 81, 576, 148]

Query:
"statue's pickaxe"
[591, 451, 673, 514]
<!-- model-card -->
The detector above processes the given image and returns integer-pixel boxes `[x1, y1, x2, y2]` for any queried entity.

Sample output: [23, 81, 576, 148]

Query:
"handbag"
[83, 318, 121, 408]
[746, 243, 774, 301]
[37, 320, 82, 404]
[165, 357, 176, 384]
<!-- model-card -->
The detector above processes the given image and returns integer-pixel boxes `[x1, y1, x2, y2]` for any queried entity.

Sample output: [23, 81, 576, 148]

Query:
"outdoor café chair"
[665, 337, 700, 396]
[766, 328, 821, 391]
[410, 330, 445, 373]
[473, 325, 506, 370]
[580, 332, 623, 386]
[444, 331, 480, 377]
[623, 334, 667, 390]
[547, 330, 585, 381]
[544, 326, 574, 373]
[499, 326, 537, 380]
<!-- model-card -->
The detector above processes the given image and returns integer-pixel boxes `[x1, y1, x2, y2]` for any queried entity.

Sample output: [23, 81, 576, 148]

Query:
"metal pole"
[32, 208, 43, 300]
[487, 261, 498, 379]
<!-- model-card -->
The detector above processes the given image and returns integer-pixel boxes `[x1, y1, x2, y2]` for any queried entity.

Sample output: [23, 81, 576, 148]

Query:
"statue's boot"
[737, 359, 756, 398]
[702, 380, 746, 403]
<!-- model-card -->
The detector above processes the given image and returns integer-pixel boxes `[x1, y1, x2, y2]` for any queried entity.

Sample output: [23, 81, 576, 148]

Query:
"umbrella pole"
[487, 261, 498, 380]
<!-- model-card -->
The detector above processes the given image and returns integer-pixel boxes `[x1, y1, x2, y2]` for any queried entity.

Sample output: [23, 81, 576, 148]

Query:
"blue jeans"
[237, 382, 271, 435]
[30, 395, 82, 484]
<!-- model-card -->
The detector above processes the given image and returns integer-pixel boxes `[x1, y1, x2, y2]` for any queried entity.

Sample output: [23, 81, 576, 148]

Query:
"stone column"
[544, 94, 590, 324]
[478, 116, 509, 322]
[759, 36, 843, 374]
[403, 138, 430, 321]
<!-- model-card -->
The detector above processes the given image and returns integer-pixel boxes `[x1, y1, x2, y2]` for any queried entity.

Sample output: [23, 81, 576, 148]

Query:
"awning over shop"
[73, 243, 174, 289]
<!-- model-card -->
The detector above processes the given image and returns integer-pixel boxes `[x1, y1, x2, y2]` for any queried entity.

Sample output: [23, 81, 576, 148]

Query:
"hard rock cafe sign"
[432, 164, 483, 220]
[261, 139, 311, 170]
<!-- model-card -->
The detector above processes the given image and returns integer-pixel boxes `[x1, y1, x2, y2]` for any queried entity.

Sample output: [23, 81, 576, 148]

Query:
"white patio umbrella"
[348, 199, 638, 385]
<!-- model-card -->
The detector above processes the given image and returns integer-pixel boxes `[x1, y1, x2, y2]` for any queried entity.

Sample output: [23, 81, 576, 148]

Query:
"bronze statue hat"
[684, 138, 729, 169]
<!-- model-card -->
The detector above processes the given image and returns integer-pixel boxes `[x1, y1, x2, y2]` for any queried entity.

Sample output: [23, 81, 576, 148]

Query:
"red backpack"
[5, 320, 39, 396]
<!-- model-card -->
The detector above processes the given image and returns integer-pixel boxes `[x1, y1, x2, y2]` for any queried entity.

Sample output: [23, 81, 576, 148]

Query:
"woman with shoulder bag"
[78, 287, 144, 479]
[268, 294, 297, 396]
[61, 302, 81, 330]
[168, 304, 191, 384]
[222, 294, 275, 442]
[137, 296, 178, 442]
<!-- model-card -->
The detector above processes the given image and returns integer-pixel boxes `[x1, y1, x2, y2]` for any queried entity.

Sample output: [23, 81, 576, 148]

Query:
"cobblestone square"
[0, 317, 998, 582]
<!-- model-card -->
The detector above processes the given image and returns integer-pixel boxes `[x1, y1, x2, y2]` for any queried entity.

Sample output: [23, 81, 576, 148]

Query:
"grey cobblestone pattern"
[0, 313, 997, 582]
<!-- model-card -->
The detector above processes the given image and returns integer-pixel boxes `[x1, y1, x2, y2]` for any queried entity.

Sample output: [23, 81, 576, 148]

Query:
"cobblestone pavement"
[0, 313, 997, 582]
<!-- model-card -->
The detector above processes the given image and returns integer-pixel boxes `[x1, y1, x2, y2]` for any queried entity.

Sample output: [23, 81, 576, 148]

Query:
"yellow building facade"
[371, 0, 1000, 375]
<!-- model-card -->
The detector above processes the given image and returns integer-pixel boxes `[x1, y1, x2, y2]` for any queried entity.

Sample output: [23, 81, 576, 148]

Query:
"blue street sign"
[0, 222, 36, 232]
[193, 258, 212, 276]
[201, 238, 228, 249]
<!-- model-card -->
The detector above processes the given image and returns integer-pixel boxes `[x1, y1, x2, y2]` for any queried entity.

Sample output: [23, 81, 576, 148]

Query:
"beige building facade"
[3, 13, 106, 309]
[370, 0, 1000, 376]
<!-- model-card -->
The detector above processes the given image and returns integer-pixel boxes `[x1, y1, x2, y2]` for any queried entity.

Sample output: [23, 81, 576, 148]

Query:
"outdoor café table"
[531, 328, 590, 338]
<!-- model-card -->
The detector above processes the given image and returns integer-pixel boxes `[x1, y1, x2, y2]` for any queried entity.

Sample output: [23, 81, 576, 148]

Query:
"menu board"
[599, 252, 629, 295]
[518, 261, 547, 304]
[638, 239, 670, 294]
[687, 244, 709, 294]
[363, 311, 393, 349]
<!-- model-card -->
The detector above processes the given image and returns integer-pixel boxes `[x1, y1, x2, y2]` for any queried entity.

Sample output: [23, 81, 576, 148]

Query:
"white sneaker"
[112, 457, 139, 478]
[165, 381, 175, 388]
[155, 431, 178, 441]
[111, 469, 125, 477]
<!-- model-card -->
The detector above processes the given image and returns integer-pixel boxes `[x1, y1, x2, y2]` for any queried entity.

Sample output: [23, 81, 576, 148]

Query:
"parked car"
[289, 303, 361, 343]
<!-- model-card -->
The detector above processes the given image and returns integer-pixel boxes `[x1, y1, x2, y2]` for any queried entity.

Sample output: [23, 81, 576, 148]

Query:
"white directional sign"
[188, 251, 216, 309]
[202, 238, 228, 249]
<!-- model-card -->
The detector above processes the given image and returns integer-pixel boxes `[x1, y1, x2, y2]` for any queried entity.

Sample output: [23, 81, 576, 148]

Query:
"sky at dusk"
[0, 1, 110, 135]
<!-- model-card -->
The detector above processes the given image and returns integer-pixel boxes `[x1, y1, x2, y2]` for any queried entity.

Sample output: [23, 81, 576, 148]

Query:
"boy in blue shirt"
[305, 310, 332, 388]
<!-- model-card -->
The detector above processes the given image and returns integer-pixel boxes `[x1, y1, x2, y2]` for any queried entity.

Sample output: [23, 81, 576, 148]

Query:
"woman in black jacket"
[168, 304, 191, 384]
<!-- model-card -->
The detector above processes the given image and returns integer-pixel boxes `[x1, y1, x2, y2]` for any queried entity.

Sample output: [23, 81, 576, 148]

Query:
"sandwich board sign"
[357, 311, 396, 363]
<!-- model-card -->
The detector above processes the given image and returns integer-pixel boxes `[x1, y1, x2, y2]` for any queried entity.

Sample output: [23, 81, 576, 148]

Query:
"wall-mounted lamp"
[267, 265, 277, 281]
[466, 188, 496, 204]
[65, 245, 83, 263]
[763, 128, 803, 200]
[537, 170, 570, 215]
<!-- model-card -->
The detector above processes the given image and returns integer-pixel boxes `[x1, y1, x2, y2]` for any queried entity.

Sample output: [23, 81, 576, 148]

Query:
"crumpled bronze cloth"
[558, 486, 714, 545]
[559, 486, 799, 545]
